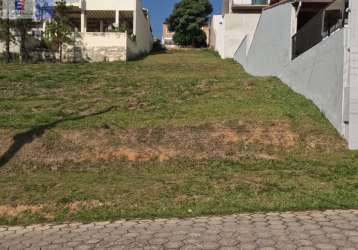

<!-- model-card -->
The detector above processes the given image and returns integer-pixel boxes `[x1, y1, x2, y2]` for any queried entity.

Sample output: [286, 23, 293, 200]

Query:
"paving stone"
[315, 243, 338, 250]
[201, 242, 221, 249]
[163, 241, 184, 248]
[256, 238, 276, 247]
[240, 243, 259, 250]
[0, 209, 358, 249]
[220, 247, 238, 250]
[348, 236, 358, 243]
[75, 244, 94, 250]
[218, 238, 238, 247]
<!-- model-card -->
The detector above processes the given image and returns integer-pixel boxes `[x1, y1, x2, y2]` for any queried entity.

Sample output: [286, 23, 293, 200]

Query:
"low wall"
[63, 32, 127, 63]
[0, 41, 19, 54]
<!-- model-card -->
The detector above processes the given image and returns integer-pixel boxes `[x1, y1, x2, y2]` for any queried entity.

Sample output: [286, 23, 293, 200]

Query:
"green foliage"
[45, 0, 73, 62]
[0, 15, 37, 63]
[167, 0, 212, 47]
[0, 17, 15, 62]
[12, 19, 38, 63]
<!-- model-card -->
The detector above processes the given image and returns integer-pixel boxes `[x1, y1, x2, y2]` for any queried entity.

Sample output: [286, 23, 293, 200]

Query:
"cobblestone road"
[1, 210, 358, 250]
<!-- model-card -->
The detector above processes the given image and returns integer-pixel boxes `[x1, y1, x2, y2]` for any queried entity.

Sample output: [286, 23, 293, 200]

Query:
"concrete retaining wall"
[235, 3, 294, 76]
[234, 1, 358, 149]
[279, 30, 345, 134]
[210, 13, 260, 59]
[348, 0, 358, 149]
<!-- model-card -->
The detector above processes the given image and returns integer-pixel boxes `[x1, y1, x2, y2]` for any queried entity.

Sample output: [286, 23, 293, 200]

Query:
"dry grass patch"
[0, 205, 44, 217]
[0, 121, 303, 166]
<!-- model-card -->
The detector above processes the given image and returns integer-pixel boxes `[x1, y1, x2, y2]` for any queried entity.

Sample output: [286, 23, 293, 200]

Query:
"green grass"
[0, 49, 357, 225]
[0, 50, 331, 129]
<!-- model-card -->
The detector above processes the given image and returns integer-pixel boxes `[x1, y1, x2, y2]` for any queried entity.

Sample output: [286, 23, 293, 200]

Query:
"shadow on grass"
[0, 106, 114, 168]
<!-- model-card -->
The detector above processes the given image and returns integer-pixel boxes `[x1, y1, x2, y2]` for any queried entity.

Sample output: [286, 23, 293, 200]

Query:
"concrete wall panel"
[126, 0, 153, 59]
[279, 30, 345, 133]
[222, 13, 260, 59]
[236, 3, 293, 76]
[349, 0, 358, 149]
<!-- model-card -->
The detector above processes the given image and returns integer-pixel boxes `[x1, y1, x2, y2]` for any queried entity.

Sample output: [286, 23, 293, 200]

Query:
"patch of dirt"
[0, 204, 43, 216]
[304, 134, 346, 151]
[211, 128, 240, 144]
[66, 200, 105, 212]
[0, 200, 109, 218]
[0, 122, 303, 166]
[243, 123, 298, 148]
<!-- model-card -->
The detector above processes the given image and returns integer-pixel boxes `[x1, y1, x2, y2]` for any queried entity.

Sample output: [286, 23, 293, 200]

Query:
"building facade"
[0, 0, 153, 62]
[210, 0, 274, 58]
[161, 22, 210, 49]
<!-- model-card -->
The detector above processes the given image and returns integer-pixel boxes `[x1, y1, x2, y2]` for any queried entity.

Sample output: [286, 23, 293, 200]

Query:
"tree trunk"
[19, 30, 26, 64]
[59, 42, 62, 63]
[5, 18, 11, 63]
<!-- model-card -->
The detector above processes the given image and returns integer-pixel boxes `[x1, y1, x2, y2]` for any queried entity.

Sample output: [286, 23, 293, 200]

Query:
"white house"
[0, 0, 153, 62]
[62, 0, 153, 62]
[233, 0, 358, 149]
[209, 0, 276, 58]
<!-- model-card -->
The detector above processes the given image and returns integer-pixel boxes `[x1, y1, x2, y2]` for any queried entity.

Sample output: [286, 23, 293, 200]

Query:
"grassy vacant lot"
[0, 50, 357, 225]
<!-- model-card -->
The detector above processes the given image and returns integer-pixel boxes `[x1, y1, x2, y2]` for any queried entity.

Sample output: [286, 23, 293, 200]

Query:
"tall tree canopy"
[167, 0, 212, 47]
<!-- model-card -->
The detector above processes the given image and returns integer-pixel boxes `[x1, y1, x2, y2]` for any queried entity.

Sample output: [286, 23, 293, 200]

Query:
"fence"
[292, 0, 348, 59]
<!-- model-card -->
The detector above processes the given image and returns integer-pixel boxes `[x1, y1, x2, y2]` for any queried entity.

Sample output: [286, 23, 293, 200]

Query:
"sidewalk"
[1, 210, 358, 249]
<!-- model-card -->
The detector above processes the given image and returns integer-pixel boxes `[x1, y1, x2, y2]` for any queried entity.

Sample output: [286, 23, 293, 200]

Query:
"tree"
[0, 4, 15, 63]
[13, 19, 38, 63]
[166, 0, 212, 47]
[1, 2, 37, 63]
[45, 0, 73, 62]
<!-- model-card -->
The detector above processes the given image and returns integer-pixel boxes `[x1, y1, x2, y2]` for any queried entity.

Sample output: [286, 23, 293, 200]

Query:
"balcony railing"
[232, 0, 268, 6]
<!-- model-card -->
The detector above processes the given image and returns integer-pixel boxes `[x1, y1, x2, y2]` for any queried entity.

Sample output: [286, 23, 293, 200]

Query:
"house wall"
[84, 0, 136, 11]
[63, 32, 127, 62]
[126, 0, 153, 59]
[0, 35, 41, 55]
[0, 41, 19, 54]
[222, 13, 261, 59]
[222, 0, 230, 14]
[349, 0, 358, 149]
[210, 15, 225, 57]
[162, 24, 174, 45]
